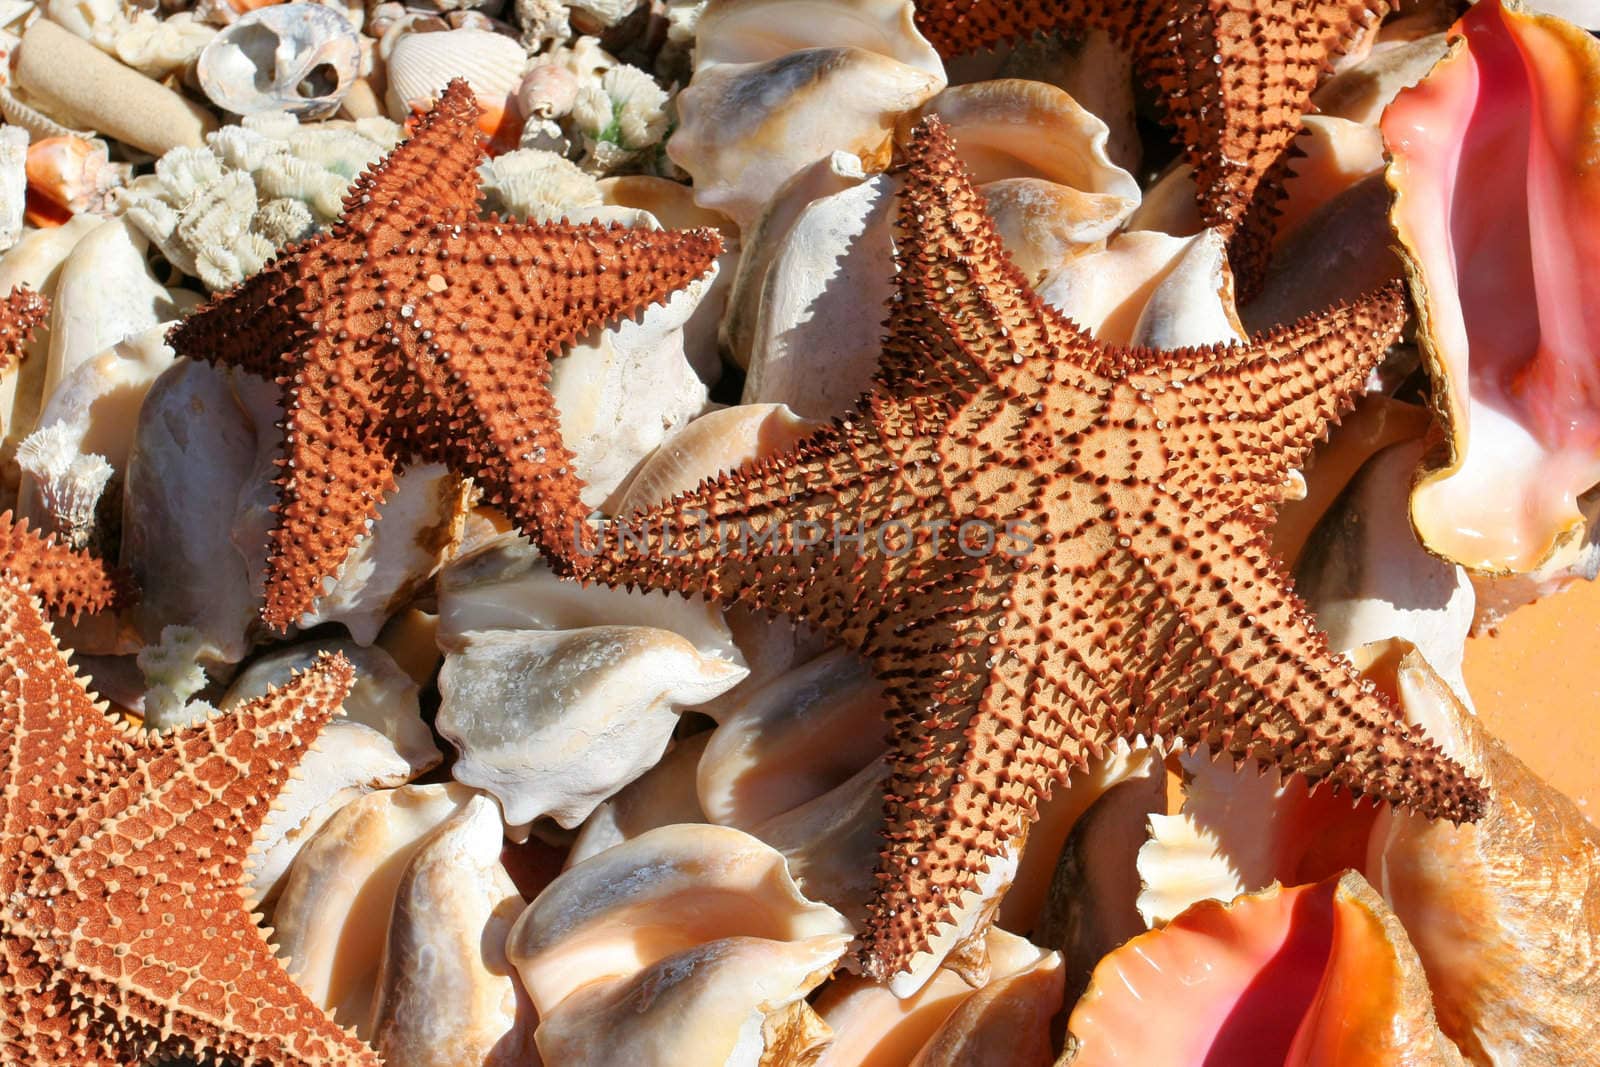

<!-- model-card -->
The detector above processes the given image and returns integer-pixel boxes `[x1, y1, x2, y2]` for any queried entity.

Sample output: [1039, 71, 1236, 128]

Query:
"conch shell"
[1066, 872, 1464, 1065]
[1386, 0, 1600, 574]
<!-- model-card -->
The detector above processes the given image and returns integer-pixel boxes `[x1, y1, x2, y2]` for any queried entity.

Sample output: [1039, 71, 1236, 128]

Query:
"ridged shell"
[383, 28, 525, 121]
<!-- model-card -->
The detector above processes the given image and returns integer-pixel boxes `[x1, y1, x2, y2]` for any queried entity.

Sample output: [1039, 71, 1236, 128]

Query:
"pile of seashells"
[2, 0, 1600, 1063]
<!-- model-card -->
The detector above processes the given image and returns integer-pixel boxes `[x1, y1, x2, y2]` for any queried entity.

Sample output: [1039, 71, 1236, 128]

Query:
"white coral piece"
[13, 422, 113, 549]
[137, 624, 220, 732]
[478, 149, 603, 221]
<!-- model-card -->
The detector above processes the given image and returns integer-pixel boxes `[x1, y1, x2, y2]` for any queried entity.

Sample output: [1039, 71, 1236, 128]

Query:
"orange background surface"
[1464, 577, 1600, 821]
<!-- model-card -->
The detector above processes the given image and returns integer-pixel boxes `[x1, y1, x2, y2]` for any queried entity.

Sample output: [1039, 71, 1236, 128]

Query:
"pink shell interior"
[1385, 0, 1600, 572]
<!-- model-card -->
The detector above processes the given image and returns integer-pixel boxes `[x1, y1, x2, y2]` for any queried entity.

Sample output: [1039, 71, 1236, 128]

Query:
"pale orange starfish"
[576, 120, 1484, 981]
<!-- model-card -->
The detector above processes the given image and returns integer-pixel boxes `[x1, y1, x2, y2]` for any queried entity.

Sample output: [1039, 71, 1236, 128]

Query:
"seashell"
[23, 136, 128, 227]
[1270, 115, 1385, 250]
[909, 79, 1139, 278]
[369, 794, 538, 1067]
[1295, 440, 1476, 700]
[383, 28, 524, 130]
[513, 0, 569, 46]
[1506, 0, 1600, 31]
[515, 62, 578, 119]
[16, 323, 177, 549]
[505, 822, 852, 1014]
[534, 934, 848, 1066]
[697, 646, 884, 827]
[0, 125, 23, 251]
[608, 402, 822, 516]
[1467, 493, 1600, 631]
[1067, 872, 1464, 1066]
[1313, 32, 1451, 125]
[13, 19, 216, 156]
[568, 730, 711, 866]
[273, 783, 478, 1033]
[197, 3, 362, 119]
[722, 150, 868, 371]
[814, 928, 1058, 1067]
[225, 638, 441, 772]
[672, 0, 945, 231]
[437, 530, 739, 661]
[752, 757, 886, 929]
[0, 214, 102, 460]
[740, 170, 898, 419]
[1386, 1, 1600, 574]
[121, 360, 259, 663]
[550, 258, 716, 506]
[114, 11, 218, 81]
[907, 943, 1064, 1067]
[1366, 644, 1600, 1065]
[246, 720, 419, 907]
[1123, 161, 1201, 238]
[46, 0, 132, 48]
[437, 625, 747, 828]
[1037, 228, 1245, 350]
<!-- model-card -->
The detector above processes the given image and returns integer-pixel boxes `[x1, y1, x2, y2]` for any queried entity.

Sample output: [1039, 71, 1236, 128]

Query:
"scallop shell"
[197, 3, 362, 119]
[383, 28, 525, 123]
[273, 783, 479, 1034]
[1386, 1, 1600, 574]
[1067, 872, 1464, 1065]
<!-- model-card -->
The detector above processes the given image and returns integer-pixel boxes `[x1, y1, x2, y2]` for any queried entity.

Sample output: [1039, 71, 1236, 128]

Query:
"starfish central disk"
[913, 0, 1389, 281]
[578, 119, 1485, 981]
[168, 79, 723, 632]
[0, 579, 379, 1065]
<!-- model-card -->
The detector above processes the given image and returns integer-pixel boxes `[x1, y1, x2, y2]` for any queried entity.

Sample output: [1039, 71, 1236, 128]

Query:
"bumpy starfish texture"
[0, 286, 46, 373]
[0, 510, 127, 621]
[167, 79, 723, 631]
[581, 120, 1486, 981]
[0, 581, 378, 1066]
[913, 0, 1389, 282]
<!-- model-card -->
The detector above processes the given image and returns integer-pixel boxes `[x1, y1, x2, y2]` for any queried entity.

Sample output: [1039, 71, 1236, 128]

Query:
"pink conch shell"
[1385, 0, 1600, 573]
[1067, 872, 1464, 1066]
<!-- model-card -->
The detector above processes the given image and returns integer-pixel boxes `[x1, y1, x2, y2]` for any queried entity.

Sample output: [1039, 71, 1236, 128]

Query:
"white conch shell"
[369, 795, 538, 1067]
[246, 720, 418, 907]
[907, 940, 1064, 1066]
[1312, 32, 1452, 124]
[226, 639, 441, 772]
[533, 934, 848, 1067]
[1037, 229, 1245, 350]
[437, 530, 739, 662]
[912, 79, 1139, 279]
[1296, 439, 1476, 699]
[697, 646, 884, 827]
[438, 625, 746, 828]
[551, 257, 715, 506]
[754, 756, 887, 929]
[892, 843, 1021, 999]
[740, 171, 897, 419]
[672, 0, 944, 231]
[198, 3, 361, 118]
[506, 822, 852, 1014]
[1271, 115, 1385, 248]
[568, 731, 711, 866]
[16, 323, 176, 544]
[815, 928, 1059, 1067]
[122, 360, 259, 664]
[0, 126, 22, 253]
[384, 28, 524, 121]
[43, 218, 181, 405]
[273, 783, 478, 1034]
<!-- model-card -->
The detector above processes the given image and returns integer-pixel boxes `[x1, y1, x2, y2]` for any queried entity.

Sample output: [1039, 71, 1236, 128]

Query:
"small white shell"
[369, 795, 537, 1067]
[383, 28, 525, 121]
[198, 3, 362, 119]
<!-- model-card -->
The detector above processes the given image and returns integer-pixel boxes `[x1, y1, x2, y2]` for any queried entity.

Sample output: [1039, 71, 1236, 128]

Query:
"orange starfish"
[168, 79, 722, 631]
[913, 0, 1389, 282]
[0, 509, 126, 620]
[0, 579, 378, 1065]
[578, 120, 1485, 981]
[0, 285, 46, 373]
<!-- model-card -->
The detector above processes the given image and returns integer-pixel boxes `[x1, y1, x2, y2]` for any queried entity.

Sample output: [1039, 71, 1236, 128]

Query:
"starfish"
[579, 119, 1486, 981]
[0, 285, 47, 373]
[0, 510, 127, 621]
[167, 79, 723, 631]
[0, 578, 379, 1066]
[912, 0, 1389, 283]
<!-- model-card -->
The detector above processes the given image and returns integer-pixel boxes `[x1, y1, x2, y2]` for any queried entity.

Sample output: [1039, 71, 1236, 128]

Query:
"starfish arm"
[1132, 283, 1407, 525]
[340, 79, 486, 231]
[882, 120, 1116, 392]
[0, 286, 47, 373]
[1102, 488, 1485, 820]
[261, 366, 401, 631]
[166, 258, 305, 379]
[0, 511, 128, 622]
